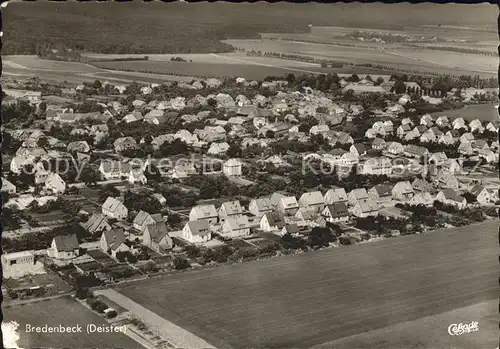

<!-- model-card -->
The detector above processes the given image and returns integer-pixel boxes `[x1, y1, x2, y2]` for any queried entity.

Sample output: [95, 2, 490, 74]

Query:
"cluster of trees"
[354, 215, 409, 236]
[1, 100, 35, 124]
[2, 223, 89, 253]
[123, 190, 163, 214]
[115, 251, 138, 263]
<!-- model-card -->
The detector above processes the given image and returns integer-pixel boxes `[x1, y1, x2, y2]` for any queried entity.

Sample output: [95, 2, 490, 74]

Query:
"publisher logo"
[448, 322, 479, 336]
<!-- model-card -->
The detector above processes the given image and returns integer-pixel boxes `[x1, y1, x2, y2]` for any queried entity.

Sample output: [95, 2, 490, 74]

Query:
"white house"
[391, 181, 414, 201]
[260, 212, 286, 233]
[436, 189, 467, 209]
[322, 202, 350, 223]
[470, 185, 494, 205]
[182, 220, 212, 244]
[133, 210, 164, 232]
[277, 196, 299, 216]
[218, 201, 244, 221]
[1, 178, 16, 194]
[221, 215, 251, 238]
[100, 228, 130, 257]
[223, 158, 243, 177]
[298, 191, 324, 212]
[143, 222, 173, 254]
[324, 188, 348, 205]
[102, 197, 128, 220]
[189, 205, 218, 224]
[348, 188, 369, 206]
[248, 197, 273, 217]
[47, 234, 80, 260]
[44, 173, 66, 194]
[351, 200, 379, 218]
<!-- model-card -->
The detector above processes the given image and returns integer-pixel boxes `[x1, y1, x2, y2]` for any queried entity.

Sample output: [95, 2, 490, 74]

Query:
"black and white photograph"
[1, 1, 498, 349]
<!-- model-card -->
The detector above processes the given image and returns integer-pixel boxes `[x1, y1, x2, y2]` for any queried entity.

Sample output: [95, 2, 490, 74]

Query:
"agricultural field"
[313, 300, 499, 349]
[3, 55, 99, 73]
[3, 296, 143, 348]
[430, 103, 498, 122]
[224, 38, 497, 77]
[91, 58, 385, 81]
[116, 219, 498, 349]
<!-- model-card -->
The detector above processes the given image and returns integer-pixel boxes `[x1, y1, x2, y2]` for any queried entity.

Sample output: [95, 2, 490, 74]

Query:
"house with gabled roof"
[410, 192, 435, 207]
[100, 228, 130, 257]
[133, 210, 164, 232]
[350, 143, 367, 157]
[248, 197, 273, 217]
[469, 185, 494, 205]
[351, 199, 379, 218]
[452, 117, 467, 130]
[298, 191, 324, 212]
[182, 220, 212, 244]
[114, 137, 138, 152]
[435, 116, 449, 127]
[322, 202, 349, 223]
[436, 189, 467, 209]
[324, 188, 348, 205]
[429, 152, 448, 166]
[348, 188, 369, 206]
[435, 173, 459, 190]
[469, 119, 484, 133]
[207, 142, 230, 156]
[385, 141, 404, 155]
[1, 178, 16, 194]
[83, 213, 112, 235]
[477, 149, 497, 163]
[404, 145, 429, 159]
[437, 133, 455, 145]
[277, 196, 299, 216]
[143, 222, 173, 254]
[102, 197, 128, 220]
[442, 159, 462, 174]
[189, 204, 218, 224]
[360, 157, 392, 176]
[48, 234, 80, 260]
[368, 184, 394, 207]
[412, 178, 433, 193]
[260, 212, 286, 233]
[397, 124, 412, 138]
[218, 201, 244, 221]
[392, 181, 414, 201]
[458, 142, 473, 155]
[222, 215, 251, 238]
[67, 141, 90, 154]
[44, 173, 66, 194]
[371, 138, 386, 150]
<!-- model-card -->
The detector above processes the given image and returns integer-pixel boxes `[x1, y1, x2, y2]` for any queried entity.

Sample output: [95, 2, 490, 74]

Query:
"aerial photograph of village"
[1, 2, 498, 349]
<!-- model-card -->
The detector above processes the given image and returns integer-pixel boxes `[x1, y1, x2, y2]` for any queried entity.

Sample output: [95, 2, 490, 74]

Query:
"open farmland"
[224, 38, 497, 77]
[430, 103, 498, 122]
[116, 219, 498, 349]
[313, 300, 499, 349]
[3, 296, 143, 348]
[90, 58, 387, 80]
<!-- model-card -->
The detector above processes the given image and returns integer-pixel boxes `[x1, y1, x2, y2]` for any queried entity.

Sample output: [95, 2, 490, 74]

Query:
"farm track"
[116, 220, 498, 349]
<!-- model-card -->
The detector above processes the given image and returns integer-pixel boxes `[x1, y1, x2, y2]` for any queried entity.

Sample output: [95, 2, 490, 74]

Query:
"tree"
[226, 143, 242, 158]
[92, 80, 102, 89]
[207, 98, 217, 108]
[374, 77, 384, 86]
[37, 136, 50, 149]
[172, 257, 191, 270]
[80, 165, 101, 186]
[393, 80, 407, 94]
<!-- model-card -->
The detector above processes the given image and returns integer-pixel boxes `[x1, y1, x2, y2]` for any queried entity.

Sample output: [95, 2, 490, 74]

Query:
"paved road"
[116, 220, 498, 349]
